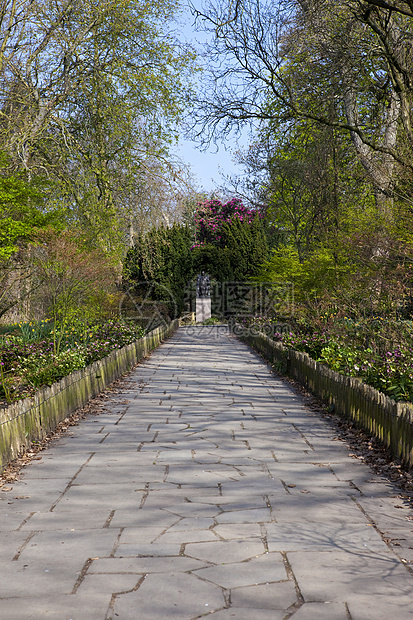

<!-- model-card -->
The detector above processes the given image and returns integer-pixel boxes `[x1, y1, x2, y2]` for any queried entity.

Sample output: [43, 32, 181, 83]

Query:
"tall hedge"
[123, 201, 270, 319]
[193, 214, 269, 281]
[124, 224, 193, 318]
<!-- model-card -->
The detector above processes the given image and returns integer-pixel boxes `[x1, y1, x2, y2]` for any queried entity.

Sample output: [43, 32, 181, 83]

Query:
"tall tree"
[193, 0, 413, 215]
[124, 223, 194, 317]
[236, 114, 377, 259]
[0, 0, 196, 256]
[0, 153, 60, 319]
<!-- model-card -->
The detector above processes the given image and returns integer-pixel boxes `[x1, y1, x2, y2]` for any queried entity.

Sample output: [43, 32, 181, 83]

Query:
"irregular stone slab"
[266, 494, 367, 523]
[72, 465, 167, 485]
[268, 462, 348, 485]
[143, 485, 220, 501]
[83, 451, 158, 467]
[274, 449, 353, 464]
[230, 581, 297, 610]
[89, 556, 207, 573]
[213, 523, 263, 540]
[266, 522, 386, 553]
[157, 529, 220, 544]
[155, 450, 195, 463]
[219, 500, 270, 512]
[76, 572, 141, 595]
[194, 553, 287, 589]
[165, 516, 215, 531]
[1, 490, 68, 512]
[112, 572, 224, 619]
[355, 496, 413, 529]
[206, 610, 285, 620]
[108, 509, 180, 530]
[291, 602, 350, 619]
[373, 527, 413, 562]
[149, 423, 189, 431]
[0, 560, 83, 597]
[18, 528, 119, 563]
[20, 510, 114, 531]
[347, 594, 413, 620]
[288, 550, 413, 603]
[0, 592, 112, 620]
[328, 461, 379, 483]
[166, 467, 240, 485]
[115, 542, 181, 556]
[161, 503, 222, 518]
[1, 530, 35, 561]
[215, 508, 273, 524]
[0, 511, 30, 531]
[2, 478, 72, 495]
[219, 481, 286, 497]
[177, 493, 223, 504]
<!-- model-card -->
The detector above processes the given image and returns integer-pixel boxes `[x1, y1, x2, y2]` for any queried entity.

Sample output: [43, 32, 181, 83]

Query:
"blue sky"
[175, 138, 243, 193]
[173, 1, 248, 193]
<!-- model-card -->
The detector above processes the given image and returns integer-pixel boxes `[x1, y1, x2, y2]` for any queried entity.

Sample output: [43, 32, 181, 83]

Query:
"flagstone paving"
[1, 325, 413, 619]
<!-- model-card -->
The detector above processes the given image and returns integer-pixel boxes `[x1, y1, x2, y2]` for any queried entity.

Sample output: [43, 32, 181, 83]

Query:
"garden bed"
[237, 315, 413, 403]
[0, 319, 148, 405]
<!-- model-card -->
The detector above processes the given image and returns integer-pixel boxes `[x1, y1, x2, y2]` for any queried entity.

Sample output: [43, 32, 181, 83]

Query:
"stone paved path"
[1, 326, 413, 619]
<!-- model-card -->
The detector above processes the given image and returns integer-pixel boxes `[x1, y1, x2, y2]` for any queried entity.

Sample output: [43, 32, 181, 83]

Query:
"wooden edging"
[237, 328, 413, 470]
[0, 319, 179, 472]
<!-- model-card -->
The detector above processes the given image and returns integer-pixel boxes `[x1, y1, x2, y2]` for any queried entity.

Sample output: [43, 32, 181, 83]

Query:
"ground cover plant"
[0, 319, 145, 404]
[239, 314, 413, 403]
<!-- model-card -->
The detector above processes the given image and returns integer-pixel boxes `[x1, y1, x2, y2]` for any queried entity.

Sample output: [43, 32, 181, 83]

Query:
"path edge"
[0, 319, 179, 471]
[236, 327, 413, 470]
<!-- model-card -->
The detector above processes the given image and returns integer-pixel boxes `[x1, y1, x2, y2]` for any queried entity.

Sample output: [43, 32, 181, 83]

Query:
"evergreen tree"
[193, 207, 269, 282]
[124, 198, 270, 321]
[124, 224, 193, 318]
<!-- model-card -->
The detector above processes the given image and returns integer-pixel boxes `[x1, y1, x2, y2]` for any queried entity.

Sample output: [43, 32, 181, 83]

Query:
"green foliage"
[24, 348, 88, 388]
[318, 337, 413, 404]
[260, 113, 377, 260]
[254, 244, 353, 308]
[192, 243, 233, 281]
[124, 200, 270, 318]
[317, 340, 360, 376]
[201, 316, 221, 325]
[255, 246, 304, 283]
[224, 215, 269, 279]
[18, 320, 54, 343]
[0, 319, 145, 400]
[0, 158, 58, 261]
[32, 231, 115, 354]
[193, 214, 269, 282]
[124, 223, 193, 317]
[242, 314, 413, 403]
[0, 0, 197, 261]
[0, 363, 12, 403]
